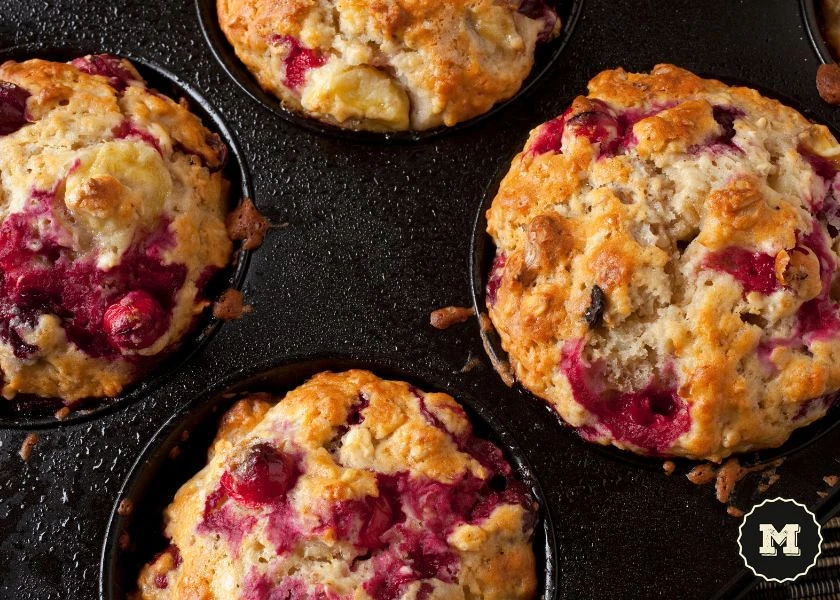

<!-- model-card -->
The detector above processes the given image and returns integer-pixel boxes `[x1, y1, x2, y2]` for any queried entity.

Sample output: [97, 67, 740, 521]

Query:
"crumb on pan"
[662, 460, 676, 476]
[430, 305, 475, 330]
[686, 464, 717, 485]
[459, 353, 483, 374]
[726, 506, 745, 518]
[212, 288, 251, 320]
[714, 459, 744, 504]
[119, 532, 131, 550]
[226, 198, 269, 250]
[117, 498, 134, 516]
[18, 433, 39, 461]
[817, 64, 840, 104]
[54, 406, 71, 420]
[824, 474, 839, 487]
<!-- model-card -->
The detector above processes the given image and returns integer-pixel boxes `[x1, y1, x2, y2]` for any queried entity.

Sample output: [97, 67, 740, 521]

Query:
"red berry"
[221, 443, 300, 506]
[103, 290, 166, 350]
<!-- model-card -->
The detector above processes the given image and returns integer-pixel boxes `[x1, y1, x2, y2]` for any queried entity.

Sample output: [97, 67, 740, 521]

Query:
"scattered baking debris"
[118, 532, 131, 550]
[817, 63, 840, 104]
[686, 458, 785, 513]
[18, 433, 39, 461]
[169, 446, 181, 460]
[478, 312, 514, 387]
[459, 353, 482, 374]
[715, 459, 744, 504]
[662, 460, 676, 476]
[226, 198, 269, 250]
[430, 306, 475, 330]
[756, 469, 781, 494]
[824, 475, 839, 487]
[686, 464, 716, 485]
[212, 288, 251, 320]
[117, 498, 134, 516]
[54, 406, 71, 420]
[818, 491, 829, 498]
[727, 506, 745, 518]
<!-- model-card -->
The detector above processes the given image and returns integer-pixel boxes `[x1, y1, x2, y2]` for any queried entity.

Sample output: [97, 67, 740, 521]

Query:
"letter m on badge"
[759, 523, 801, 556]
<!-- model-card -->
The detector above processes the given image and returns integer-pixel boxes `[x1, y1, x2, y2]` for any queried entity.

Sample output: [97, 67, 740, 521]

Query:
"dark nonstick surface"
[0, 1, 839, 599]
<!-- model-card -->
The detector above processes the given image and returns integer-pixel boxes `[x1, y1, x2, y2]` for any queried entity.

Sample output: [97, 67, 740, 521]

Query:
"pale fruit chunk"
[302, 64, 410, 130]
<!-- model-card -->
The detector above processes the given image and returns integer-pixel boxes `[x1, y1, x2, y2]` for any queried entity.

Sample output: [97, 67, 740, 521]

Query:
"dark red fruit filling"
[221, 443, 301, 506]
[112, 120, 161, 154]
[321, 475, 404, 550]
[794, 225, 840, 341]
[269, 35, 326, 91]
[530, 114, 567, 155]
[516, 0, 559, 41]
[0, 192, 186, 359]
[198, 486, 256, 550]
[799, 145, 839, 181]
[702, 247, 781, 296]
[560, 340, 691, 453]
[531, 102, 672, 158]
[70, 54, 136, 92]
[710, 105, 742, 147]
[103, 291, 167, 350]
[0, 81, 31, 136]
[243, 573, 311, 600]
[486, 253, 507, 306]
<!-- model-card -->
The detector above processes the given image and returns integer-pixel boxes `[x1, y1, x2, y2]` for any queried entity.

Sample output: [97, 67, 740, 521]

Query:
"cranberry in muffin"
[0, 55, 234, 404]
[216, 0, 561, 131]
[134, 370, 538, 599]
[486, 64, 840, 461]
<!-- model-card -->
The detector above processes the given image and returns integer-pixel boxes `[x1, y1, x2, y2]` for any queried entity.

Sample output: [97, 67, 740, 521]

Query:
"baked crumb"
[817, 63, 840, 104]
[119, 531, 131, 550]
[715, 459, 745, 504]
[726, 506, 745, 518]
[430, 306, 475, 330]
[662, 460, 676, 476]
[226, 198, 269, 250]
[818, 491, 829, 498]
[18, 433, 39, 461]
[117, 498, 134, 516]
[757, 471, 781, 494]
[824, 475, 839, 487]
[686, 464, 716, 485]
[479, 312, 514, 387]
[212, 288, 250, 320]
[169, 446, 181, 460]
[54, 406, 71, 420]
[459, 354, 482, 374]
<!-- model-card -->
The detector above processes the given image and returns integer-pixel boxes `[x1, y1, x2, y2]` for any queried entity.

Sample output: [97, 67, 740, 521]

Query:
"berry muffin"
[486, 64, 840, 462]
[216, 0, 561, 131]
[134, 370, 538, 599]
[822, 0, 840, 58]
[0, 55, 233, 404]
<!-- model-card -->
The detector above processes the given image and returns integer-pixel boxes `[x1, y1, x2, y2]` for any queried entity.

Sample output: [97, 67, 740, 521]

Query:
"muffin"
[486, 64, 840, 462]
[216, 0, 561, 131]
[134, 370, 538, 599]
[0, 55, 233, 404]
[822, 0, 840, 58]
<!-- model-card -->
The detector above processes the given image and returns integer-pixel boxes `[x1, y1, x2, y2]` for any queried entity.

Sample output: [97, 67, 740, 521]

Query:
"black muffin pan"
[2, 1, 840, 599]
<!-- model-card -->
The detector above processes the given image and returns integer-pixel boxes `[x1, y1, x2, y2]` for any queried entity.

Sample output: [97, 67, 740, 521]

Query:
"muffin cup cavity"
[0, 46, 253, 429]
[100, 355, 558, 600]
[195, 0, 584, 143]
[802, 0, 835, 63]
[470, 75, 840, 469]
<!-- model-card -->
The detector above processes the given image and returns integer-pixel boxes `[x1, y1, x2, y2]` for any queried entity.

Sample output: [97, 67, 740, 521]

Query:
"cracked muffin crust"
[486, 64, 840, 461]
[134, 370, 538, 600]
[0, 55, 233, 403]
[216, 0, 561, 131]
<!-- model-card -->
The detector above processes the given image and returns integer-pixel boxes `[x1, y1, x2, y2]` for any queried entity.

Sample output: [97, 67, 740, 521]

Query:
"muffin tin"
[2, 0, 840, 599]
